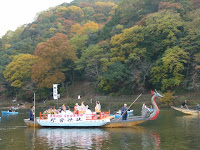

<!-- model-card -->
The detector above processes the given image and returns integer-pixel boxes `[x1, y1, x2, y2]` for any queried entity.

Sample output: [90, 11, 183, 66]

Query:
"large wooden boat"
[24, 90, 161, 128]
[102, 90, 161, 128]
[171, 106, 200, 115]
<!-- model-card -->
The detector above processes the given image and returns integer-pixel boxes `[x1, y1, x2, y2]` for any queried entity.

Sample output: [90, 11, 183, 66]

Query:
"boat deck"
[103, 116, 149, 128]
[171, 106, 200, 115]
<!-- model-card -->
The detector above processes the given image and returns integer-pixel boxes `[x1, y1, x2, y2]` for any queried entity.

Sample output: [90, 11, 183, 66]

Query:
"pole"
[34, 93, 36, 127]
[57, 97, 58, 108]
[33, 93, 36, 149]
[116, 93, 142, 122]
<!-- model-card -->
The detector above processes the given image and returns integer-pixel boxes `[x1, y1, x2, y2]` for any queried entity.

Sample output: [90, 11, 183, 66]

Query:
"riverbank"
[1, 92, 200, 112]
[1, 82, 200, 111]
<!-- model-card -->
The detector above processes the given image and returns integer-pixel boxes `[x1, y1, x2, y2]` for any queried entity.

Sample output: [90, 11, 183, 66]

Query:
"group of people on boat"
[29, 101, 102, 121]
[74, 101, 101, 114]
[8, 106, 17, 112]
[29, 100, 132, 121]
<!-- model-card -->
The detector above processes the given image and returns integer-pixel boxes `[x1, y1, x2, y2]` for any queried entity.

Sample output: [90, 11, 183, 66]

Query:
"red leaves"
[32, 33, 76, 88]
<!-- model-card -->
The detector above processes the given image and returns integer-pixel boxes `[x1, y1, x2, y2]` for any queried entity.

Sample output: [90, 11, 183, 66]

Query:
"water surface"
[0, 109, 200, 150]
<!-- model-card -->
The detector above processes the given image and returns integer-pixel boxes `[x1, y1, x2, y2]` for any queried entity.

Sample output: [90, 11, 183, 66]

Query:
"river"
[0, 109, 200, 150]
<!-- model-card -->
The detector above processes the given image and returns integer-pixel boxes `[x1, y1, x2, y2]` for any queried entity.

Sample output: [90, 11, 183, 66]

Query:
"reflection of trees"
[177, 115, 200, 124]
[1, 126, 161, 150]
[37, 129, 109, 149]
[105, 128, 160, 150]
[142, 131, 160, 150]
[152, 110, 200, 150]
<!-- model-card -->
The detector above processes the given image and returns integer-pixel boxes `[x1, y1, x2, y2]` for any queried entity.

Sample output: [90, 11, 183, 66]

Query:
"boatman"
[196, 104, 200, 111]
[29, 106, 35, 121]
[121, 104, 129, 121]
[181, 100, 188, 109]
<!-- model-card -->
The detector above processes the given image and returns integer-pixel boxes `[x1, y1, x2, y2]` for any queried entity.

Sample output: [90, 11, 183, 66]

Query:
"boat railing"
[86, 110, 110, 120]
[39, 110, 110, 120]
[39, 112, 48, 119]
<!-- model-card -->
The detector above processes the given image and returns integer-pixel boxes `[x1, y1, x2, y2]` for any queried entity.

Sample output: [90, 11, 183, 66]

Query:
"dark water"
[0, 109, 200, 150]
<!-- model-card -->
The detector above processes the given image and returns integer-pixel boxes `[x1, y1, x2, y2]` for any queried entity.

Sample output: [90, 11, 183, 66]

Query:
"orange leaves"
[66, 6, 84, 21]
[94, 2, 116, 12]
[79, 22, 99, 34]
[34, 33, 76, 64]
[158, 2, 181, 11]
[71, 23, 81, 34]
[56, 6, 68, 17]
[55, 5, 84, 21]
[71, 22, 99, 35]
[66, 6, 83, 14]
[32, 33, 77, 88]
[32, 60, 65, 88]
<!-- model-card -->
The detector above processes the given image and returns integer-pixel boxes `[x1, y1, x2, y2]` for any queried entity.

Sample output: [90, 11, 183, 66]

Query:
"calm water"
[0, 109, 200, 150]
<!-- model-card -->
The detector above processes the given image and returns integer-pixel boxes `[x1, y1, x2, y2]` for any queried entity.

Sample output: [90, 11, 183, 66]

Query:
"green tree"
[69, 34, 88, 58]
[82, 7, 94, 21]
[3, 54, 39, 88]
[144, 10, 184, 59]
[76, 45, 104, 81]
[161, 90, 175, 107]
[110, 25, 145, 63]
[176, 9, 200, 91]
[98, 62, 129, 93]
[150, 46, 189, 91]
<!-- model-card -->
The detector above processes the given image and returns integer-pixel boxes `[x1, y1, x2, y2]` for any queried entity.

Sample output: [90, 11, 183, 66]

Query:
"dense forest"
[0, 0, 200, 101]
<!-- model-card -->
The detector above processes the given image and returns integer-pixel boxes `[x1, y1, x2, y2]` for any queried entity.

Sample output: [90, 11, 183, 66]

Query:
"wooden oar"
[116, 93, 142, 122]
[34, 93, 36, 127]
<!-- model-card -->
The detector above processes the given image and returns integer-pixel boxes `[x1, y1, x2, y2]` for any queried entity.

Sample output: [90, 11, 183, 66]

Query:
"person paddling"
[181, 100, 188, 109]
[121, 104, 130, 121]
[196, 104, 200, 111]
[29, 106, 35, 121]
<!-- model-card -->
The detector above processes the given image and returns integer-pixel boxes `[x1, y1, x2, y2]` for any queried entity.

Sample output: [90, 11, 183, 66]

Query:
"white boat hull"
[37, 114, 110, 127]
[37, 119, 108, 127]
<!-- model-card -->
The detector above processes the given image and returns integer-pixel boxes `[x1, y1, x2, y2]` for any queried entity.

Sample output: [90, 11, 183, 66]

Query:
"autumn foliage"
[4, 54, 39, 88]
[2, 0, 200, 100]
[32, 33, 76, 88]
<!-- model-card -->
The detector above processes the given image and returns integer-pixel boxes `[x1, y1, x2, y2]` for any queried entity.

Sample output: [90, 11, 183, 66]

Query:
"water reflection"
[2, 109, 200, 149]
[37, 128, 109, 149]
[142, 131, 160, 150]
[176, 115, 200, 128]
[34, 127, 161, 150]
[106, 128, 161, 150]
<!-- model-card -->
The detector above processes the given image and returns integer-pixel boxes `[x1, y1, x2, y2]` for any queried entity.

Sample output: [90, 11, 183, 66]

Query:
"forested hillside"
[0, 0, 200, 101]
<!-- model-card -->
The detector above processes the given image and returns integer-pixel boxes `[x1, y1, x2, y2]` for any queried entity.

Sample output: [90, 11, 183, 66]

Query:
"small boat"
[24, 118, 41, 128]
[12, 107, 19, 110]
[111, 110, 134, 118]
[171, 106, 200, 115]
[102, 90, 161, 128]
[37, 111, 111, 127]
[1, 111, 18, 115]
